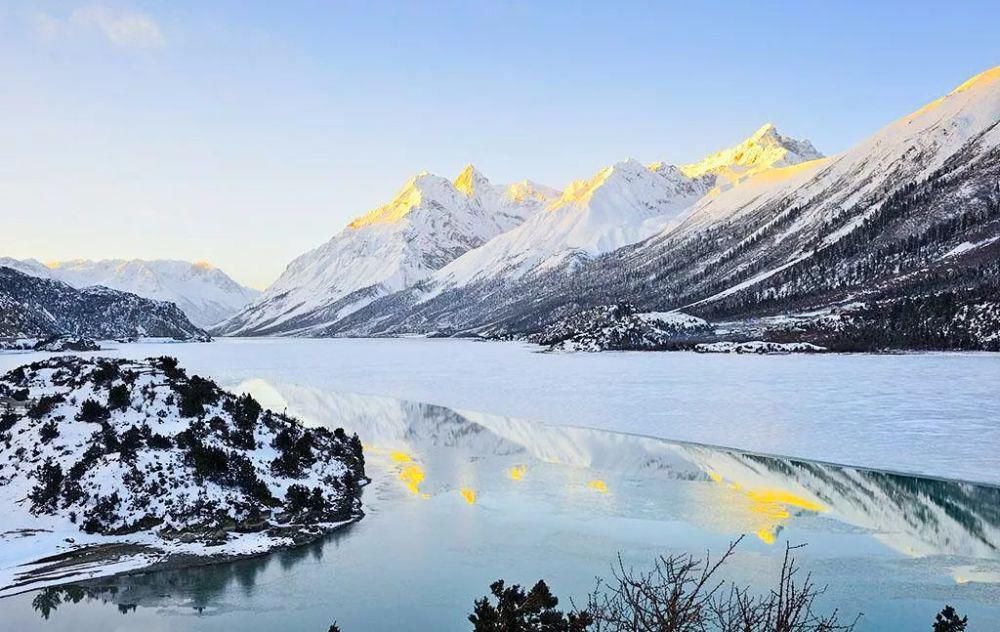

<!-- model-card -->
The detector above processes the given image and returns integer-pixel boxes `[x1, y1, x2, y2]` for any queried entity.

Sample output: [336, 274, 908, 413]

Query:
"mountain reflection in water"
[18, 381, 1000, 629]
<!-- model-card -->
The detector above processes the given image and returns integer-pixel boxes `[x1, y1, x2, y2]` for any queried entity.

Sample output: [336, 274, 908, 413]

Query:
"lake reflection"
[6, 381, 1000, 631]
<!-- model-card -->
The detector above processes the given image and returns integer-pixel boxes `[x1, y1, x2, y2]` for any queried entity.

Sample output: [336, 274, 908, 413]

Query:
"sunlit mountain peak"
[348, 171, 455, 229]
[680, 123, 822, 185]
[548, 159, 646, 211]
[454, 163, 490, 197]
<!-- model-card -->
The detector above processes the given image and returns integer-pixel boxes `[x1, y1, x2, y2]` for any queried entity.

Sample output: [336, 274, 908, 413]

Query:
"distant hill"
[0, 258, 258, 328]
[0, 266, 209, 341]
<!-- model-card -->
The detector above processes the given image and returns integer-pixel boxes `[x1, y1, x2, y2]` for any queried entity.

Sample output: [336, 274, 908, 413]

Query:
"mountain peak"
[749, 122, 778, 140]
[506, 179, 560, 205]
[680, 124, 822, 182]
[453, 164, 490, 197]
[348, 172, 456, 229]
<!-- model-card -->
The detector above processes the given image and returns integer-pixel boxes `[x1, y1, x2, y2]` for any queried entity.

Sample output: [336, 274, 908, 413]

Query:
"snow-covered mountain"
[220, 124, 819, 337]
[418, 159, 714, 291]
[215, 166, 558, 336]
[403, 126, 819, 295]
[678, 122, 823, 190]
[332, 65, 1000, 349]
[0, 258, 258, 328]
[0, 266, 209, 341]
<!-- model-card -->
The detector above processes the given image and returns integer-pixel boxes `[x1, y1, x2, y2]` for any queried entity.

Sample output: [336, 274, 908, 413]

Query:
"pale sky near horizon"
[1, 1, 997, 289]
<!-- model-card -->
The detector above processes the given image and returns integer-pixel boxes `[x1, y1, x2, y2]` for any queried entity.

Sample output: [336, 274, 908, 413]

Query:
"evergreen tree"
[469, 579, 592, 632]
[933, 606, 968, 632]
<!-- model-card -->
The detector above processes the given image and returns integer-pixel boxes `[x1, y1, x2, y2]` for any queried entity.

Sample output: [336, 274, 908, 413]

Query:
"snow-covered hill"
[0, 258, 259, 328]
[215, 166, 558, 336]
[530, 302, 713, 352]
[0, 266, 209, 341]
[0, 356, 366, 594]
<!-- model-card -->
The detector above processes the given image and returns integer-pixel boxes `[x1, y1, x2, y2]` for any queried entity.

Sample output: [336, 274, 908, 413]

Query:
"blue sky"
[1, 1, 997, 288]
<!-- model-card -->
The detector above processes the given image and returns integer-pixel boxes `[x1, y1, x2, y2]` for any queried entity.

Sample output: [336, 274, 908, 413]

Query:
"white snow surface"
[0, 258, 259, 328]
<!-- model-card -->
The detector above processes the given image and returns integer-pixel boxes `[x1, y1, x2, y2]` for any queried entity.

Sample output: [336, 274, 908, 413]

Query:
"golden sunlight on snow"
[453, 164, 478, 197]
[547, 166, 616, 211]
[348, 174, 428, 229]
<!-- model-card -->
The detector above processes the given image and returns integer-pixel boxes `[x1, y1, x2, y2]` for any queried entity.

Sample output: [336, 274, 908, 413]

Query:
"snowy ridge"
[217, 123, 821, 336]
[679, 122, 822, 189]
[215, 167, 558, 336]
[0, 266, 209, 341]
[0, 258, 258, 328]
[327, 64, 1000, 348]
[675, 65, 1000, 235]
[421, 159, 716, 291]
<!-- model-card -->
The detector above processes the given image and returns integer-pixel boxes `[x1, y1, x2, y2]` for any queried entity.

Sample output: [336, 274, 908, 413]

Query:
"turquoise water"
[0, 378, 997, 631]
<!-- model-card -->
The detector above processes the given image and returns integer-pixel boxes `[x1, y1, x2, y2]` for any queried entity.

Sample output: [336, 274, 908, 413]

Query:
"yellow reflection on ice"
[755, 527, 778, 545]
[399, 464, 429, 499]
[390, 451, 413, 463]
[508, 465, 527, 481]
[460, 487, 477, 504]
[706, 471, 825, 545]
[588, 479, 609, 493]
[746, 489, 825, 513]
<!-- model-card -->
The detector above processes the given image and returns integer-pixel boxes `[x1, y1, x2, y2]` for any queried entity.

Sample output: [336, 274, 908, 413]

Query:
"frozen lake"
[3, 338, 997, 483]
[0, 379, 997, 631]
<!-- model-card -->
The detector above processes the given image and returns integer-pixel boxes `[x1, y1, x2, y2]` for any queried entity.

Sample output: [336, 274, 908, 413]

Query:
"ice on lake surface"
[3, 337, 996, 483]
[0, 339, 998, 631]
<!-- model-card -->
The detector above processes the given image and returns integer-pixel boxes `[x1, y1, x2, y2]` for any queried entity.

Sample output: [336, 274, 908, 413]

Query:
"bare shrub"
[584, 537, 859, 632]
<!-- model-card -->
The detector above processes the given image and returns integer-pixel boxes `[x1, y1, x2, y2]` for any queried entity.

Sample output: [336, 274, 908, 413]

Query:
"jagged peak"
[506, 179, 560, 204]
[680, 124, 822, 180]
[348, 171, 456, 229]
[749, 122, 779, 141]
[453, 164, 491, 197]
[548, 159, 652, 210]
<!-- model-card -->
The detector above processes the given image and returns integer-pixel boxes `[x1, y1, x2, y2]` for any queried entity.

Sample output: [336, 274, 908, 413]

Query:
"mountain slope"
[0, 266, 209, 341]
[416, 159, 714, 292]
[0, 258, 259, 328]
[394, 126, 819, 298]
[334, 65, 1000, 349]
[215, 167, 558, 336]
